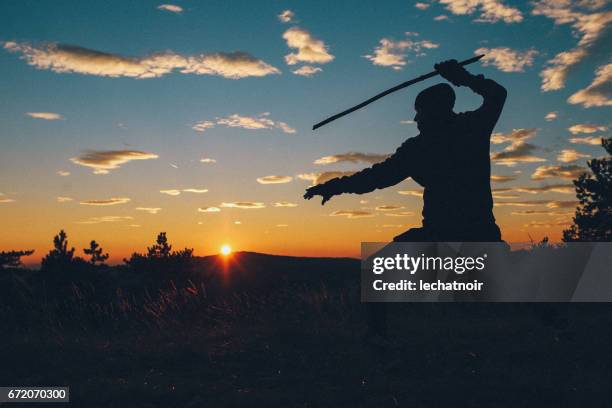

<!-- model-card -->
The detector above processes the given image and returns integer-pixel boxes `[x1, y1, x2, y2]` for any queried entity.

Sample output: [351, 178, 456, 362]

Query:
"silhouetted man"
[304, 59, 506, 242]
[304, 60, 507, 340]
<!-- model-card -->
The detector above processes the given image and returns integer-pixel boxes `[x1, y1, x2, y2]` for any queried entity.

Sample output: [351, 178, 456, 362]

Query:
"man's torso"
[409, 111, 497, 235]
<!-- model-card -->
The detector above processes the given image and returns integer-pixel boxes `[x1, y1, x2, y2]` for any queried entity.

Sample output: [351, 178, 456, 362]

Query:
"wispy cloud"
[80, 197, 131, 206]
[415, 2, 430, 10]
[384, 211, 415, 217]
[491, 128, 537, 144]
[221, 202, 266, 209]
[495, 184, 575, 194]
[218, 113, 293, 131]
[70, 150, 158, 174]
[57, 170, 70, 177]
[26, 112, 62, 120]
[3, 41, 280, 79]
[192, 121, 215, 132]
[568, 63, 612, 107]
[160, 189, 181, 196]
[256, 175, 293, 184]
[56, 196, 73, 203]
[273, 201, 298, 207]
[475, 47, 538, 72]
[546, 200, 579, 209]
[491, 174, 518, 182]
[314, 152, 390, 165]
[511, 210, 573, 216]
[200, 157, 217, 163]
[198, 206, 221, 213]
[532, 0, 611, 46]
[438, 0, 523, 23]
[330, 210, 375, 219]
[523, 220, 572, 228]
[539, 48, 587, 91]
[493, 191, 520, 199]
[490, 128, 545, 166]
[397, 190, 424, 197]
[0, 193, 14, 203]
[491, 142, 546, 166]
[278, 9, 295, 23]
[193, 113, 295, 134]
[532, 0, 612, 91]
[570, 136, 604, 145]
[283, 27, 334, 65]
[434, 15, 450, 21]
[364, 32, 438, 70]
[76, 215, 134, 224]
[568, 123, 608, 134]
[545, 111, 558, 121]
[297, 171, 356, 185]
[136, 207, 161, 214]
[183, 188, 208, 193]
[375, 205, 405, 211]
[532, 165, 587, 180]
[557, 149, 590, 163]
[292, 65, 322, 76]
[157, 4, 183, 13]
[494, 200, 578, 208]
[520, 184, 575, 194]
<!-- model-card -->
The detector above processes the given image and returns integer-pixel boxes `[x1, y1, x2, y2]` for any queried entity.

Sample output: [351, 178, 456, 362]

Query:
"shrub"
[0, 250, 34, 270]
[563, 137, 612, 242]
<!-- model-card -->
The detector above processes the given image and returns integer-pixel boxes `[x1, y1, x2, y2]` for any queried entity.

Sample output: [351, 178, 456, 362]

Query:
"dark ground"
[1, 253, 610, 407]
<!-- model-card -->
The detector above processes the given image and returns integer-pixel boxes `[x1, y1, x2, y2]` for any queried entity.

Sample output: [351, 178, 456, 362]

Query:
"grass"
[1, 252, 611, 407]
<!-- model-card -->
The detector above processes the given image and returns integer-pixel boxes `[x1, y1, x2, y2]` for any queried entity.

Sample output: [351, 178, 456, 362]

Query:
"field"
[1, 252, 611, 407]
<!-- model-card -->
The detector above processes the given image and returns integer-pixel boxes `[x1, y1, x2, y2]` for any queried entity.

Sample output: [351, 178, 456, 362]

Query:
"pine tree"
[563, 137, 612, 242]
[83, 240, 109, 265]
[147, 232, 172, 258]
[124, 232, 194, 276]
[41, 230, 76, 271]
[0, 250, 34, 270]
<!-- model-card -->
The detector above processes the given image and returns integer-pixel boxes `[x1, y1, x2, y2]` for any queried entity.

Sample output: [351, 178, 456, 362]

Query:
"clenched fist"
[434, 59, 471, 87]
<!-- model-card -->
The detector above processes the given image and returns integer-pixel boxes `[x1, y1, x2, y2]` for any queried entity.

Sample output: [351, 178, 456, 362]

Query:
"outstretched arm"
[435, 59, 507, 128]
[304, 137, 419, 205]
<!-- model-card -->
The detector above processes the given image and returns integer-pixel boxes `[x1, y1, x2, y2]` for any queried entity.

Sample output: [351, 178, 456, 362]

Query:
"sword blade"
[312, 54, 485, 131]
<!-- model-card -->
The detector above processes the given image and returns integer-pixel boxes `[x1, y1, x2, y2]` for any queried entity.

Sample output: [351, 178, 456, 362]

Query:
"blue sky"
[0, 0, 610, 261]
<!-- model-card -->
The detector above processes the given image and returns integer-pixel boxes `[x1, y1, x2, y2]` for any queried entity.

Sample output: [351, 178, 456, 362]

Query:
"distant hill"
[194, 251, 360, 291]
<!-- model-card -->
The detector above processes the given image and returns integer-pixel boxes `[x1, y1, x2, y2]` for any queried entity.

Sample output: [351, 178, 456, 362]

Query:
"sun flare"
[220, 244, 232, 256]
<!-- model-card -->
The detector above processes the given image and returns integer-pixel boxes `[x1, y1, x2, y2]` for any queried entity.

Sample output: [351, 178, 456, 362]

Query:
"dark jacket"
[324, 74, 507, 238]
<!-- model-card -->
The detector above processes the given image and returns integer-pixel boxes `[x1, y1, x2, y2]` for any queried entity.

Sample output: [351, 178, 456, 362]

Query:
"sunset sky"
[1, 0, 610, 264]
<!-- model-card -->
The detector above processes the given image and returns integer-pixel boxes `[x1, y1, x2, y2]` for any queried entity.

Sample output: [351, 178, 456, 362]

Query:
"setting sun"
[220, 244, 232, 256]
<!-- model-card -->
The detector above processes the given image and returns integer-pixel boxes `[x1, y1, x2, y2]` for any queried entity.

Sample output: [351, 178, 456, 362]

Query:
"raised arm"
[304, 137, 420, 205]
[435, 59, 507, 129]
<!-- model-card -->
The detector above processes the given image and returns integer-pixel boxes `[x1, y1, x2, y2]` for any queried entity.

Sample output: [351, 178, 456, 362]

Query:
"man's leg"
[366, 227, 432, 339]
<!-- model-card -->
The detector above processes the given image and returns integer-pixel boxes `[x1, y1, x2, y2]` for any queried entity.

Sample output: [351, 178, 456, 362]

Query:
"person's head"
[414, 83, 455, 133]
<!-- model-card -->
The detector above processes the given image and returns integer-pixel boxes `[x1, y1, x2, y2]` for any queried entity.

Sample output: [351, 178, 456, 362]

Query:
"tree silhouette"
[0, 250, 34, 270]
[147, 232, 172, 258]
[124, 232, 194, 281]
[41, 229, 76, 271]
[83, 240, 109, 265]
[563, 137, 611, 242]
